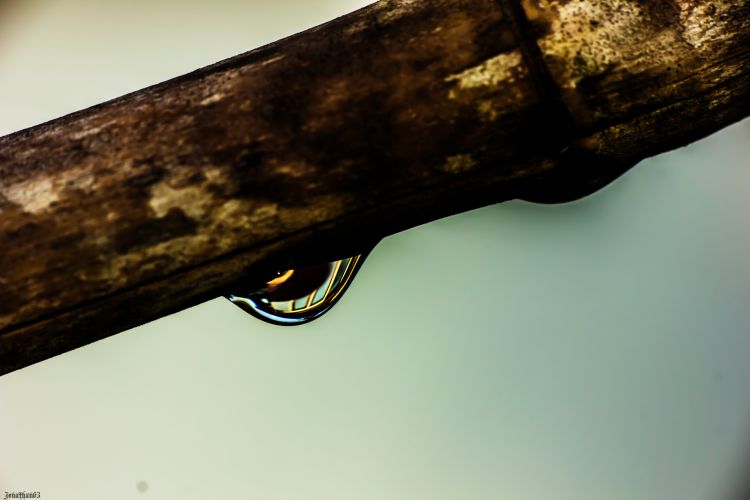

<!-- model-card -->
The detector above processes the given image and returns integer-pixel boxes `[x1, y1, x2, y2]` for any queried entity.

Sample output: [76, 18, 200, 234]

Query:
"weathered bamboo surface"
[1, 0, 749, 375]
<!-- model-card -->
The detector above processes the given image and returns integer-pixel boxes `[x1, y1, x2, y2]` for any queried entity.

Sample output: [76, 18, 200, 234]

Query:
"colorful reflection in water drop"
[227, 255, 365, 325]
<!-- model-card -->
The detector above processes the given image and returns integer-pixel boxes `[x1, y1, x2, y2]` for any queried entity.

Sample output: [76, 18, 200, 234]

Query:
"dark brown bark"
[1, 0, 749, 376]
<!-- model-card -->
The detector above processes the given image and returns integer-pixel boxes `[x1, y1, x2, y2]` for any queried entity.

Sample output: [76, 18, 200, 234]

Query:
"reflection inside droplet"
[227, 254, 366, 325]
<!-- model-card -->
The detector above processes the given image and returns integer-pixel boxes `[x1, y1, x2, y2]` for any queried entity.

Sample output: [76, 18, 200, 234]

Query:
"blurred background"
[2, 0, 750, 499]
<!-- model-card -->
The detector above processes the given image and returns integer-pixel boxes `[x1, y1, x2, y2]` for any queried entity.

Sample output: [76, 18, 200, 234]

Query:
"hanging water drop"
[227, 254, 367, 325]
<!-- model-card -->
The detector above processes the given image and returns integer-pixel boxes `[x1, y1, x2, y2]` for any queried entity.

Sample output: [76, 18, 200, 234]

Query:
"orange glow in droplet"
[266, 269, 294, 288]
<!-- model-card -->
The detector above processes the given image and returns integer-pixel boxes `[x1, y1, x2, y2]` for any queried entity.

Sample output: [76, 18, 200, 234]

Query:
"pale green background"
[2, 1, 750, 499]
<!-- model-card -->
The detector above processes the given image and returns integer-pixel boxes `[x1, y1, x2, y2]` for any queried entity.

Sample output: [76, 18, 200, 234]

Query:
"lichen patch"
[446, 51, 523, 90]
[439, 154, 478, 174]
[0, 178, 59, 215]
[200, 93, 225, 106]
[149, 182, 211, 220]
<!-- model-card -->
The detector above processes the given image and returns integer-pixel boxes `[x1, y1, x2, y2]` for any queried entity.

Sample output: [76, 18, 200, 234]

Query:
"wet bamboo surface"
[1, 0, 749, 375]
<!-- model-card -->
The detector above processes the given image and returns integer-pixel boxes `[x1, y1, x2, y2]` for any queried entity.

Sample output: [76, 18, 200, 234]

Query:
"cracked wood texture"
[1, 0, 749, 376]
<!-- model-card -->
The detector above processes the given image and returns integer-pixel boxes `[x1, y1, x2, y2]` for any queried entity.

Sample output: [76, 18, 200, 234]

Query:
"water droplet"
[227, 254, 367, 325]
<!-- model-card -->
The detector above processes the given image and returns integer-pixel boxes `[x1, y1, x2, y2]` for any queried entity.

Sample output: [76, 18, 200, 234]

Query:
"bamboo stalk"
[1, 0, 749, 375]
